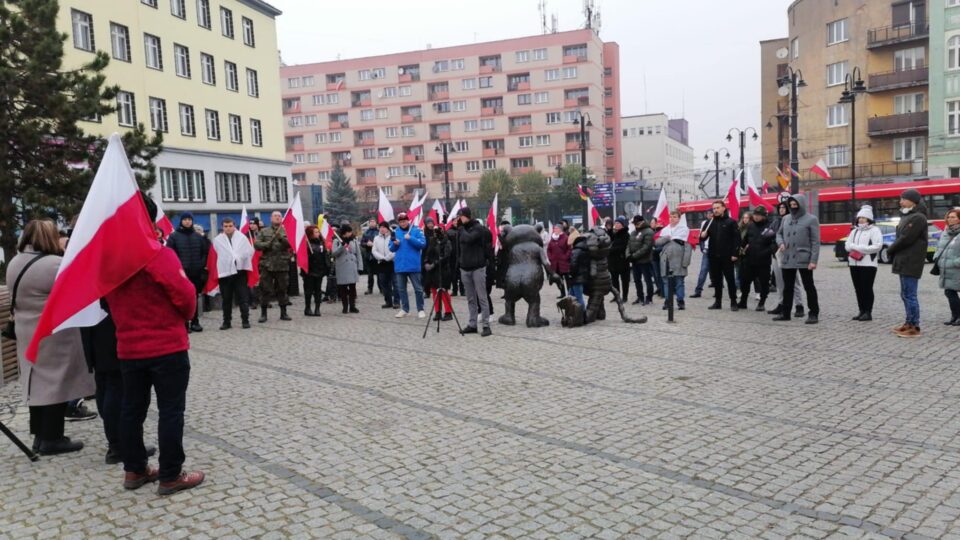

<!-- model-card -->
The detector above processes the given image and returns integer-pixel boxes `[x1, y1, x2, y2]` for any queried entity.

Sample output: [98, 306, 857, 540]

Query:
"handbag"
[848, 250, 864, 261]
[931, 234, 958, 277]
[2, 253, 50, 340]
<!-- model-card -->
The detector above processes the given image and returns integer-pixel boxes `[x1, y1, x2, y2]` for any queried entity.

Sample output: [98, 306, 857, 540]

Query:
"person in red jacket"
[104, 194, 205, 496]
[546, 223, 571, 298]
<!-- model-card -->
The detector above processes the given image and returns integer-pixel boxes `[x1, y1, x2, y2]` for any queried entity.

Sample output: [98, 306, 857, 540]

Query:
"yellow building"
[58, 0, 290, 231]
[761, 0, 929, 192]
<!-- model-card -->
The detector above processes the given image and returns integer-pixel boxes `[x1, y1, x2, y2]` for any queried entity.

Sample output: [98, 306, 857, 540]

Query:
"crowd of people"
[4, 188, 959, 495]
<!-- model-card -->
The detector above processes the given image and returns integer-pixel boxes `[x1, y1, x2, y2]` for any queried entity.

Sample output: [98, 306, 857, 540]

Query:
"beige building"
[619, 114, 695, 202]
[761, 0, 929, 190]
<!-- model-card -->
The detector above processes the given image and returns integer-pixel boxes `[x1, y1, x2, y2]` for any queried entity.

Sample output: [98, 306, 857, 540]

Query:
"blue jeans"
[899, 275, 920, 326]
[120, 351, 190, 482]
[395, 271, 424, 312]
[695, 253, 710, 294]
[377, 269, 396, 305]
[569, 284, 586, 307]
[665, 275, 685, 304]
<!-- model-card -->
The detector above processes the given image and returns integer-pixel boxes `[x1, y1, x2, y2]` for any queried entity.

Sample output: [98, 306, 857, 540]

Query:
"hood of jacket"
[787, 194, 808, 218]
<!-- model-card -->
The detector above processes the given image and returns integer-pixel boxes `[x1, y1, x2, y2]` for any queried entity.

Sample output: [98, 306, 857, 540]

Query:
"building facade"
[619, 114, 695, 202]
[279, 29, 622, 210]
[761, 0, 930, 190]
[929, 0, 960, 178]
[59, 0, 291, 234]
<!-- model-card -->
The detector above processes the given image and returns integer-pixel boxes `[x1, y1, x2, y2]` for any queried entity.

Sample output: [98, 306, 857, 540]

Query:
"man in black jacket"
[700, 201, 740, 311]
[165, 213, 209, 331]
[888, 188, 928, 337]
[738, 206, 776, 311]
[457, 208, 492, 336]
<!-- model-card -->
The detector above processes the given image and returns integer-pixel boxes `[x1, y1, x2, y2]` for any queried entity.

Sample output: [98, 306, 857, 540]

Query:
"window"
[330, 132, 342, 142]
[149, 97, 168, 133]
[387, 166, 401, 177]
[315, 133, 327, 143]
[142, 0, 158, 6]
[466, 160, 480, 172]
[401, 126, 415, 137]
[949, 100, 960, 136]
[171, 0, 186, 19]
[116, 91, 136, 127]
[562, 67, 578, 79]
[433, 60, 449, 73]
[894, 93, 925, 114]
[220, 7, 234, 38]
[288, 77, 300, 89]
[293, 154, 304, 164]
[197, 0, 211, 29]
[200, 53, 215, 85]
[435, 101, 451, 113]
[144, 34, 162, 70]
[371, 68, 385, 79]
[463, 78, 477, 90]
[452, 100, 466, 112]
[305, 115, 317, 126]
[518, 94, 532, 105]
[386, 127, 398, 138]
[894, 137, 924, 161]
[482, 159, 496, 170]
[826, 19, 848, 45]
[827, 103, 848, 127]
[950, 0, 960, 5]
[246, 69, 259, 97]
[454, 141, 469, 152]
[464, 120, 478, 132]
[565, 153, 580, 165]
[535, 91, 549, 104]
[327, 93, 339, 104]
[317, 171, 330, 181]
[533, 48, 547, 61]
[71, 10, 95, 51]
[894, 47, 925, 71]
[519, 136, 533, 148]
[791, 37, 799, 59]
[546, 112, 561, 124]
[479, 76, 493, 88]
[375, 108, 387, 120]
[451, 58, 465, 70]
[456, 182, 468, 192]
[949, 36, 960, 70]
[215, 172, 251, 203]
[516, 50, 529, 63]
[109, 23, 131, 62]
[563, 110, 579, 123]
[242, 17, 255, 47]
[160, 168, 205, 202]
[377, 147, 391, 158]
[362, 148, 375, 159]
[547, 154, 562, 167]
[481, 119, 495, 130]
[179, 103, 195, 136]
[174, 44, 191, 78]
[536, 134, 550, 146]
[358, 69, 371, 81]
[302, 76, 314, 87]
[545, 68, 560, 81]
[225, 61, 238, 91]
[205, 109, 220, 140]
[360, 109, 374, 121]
[259, 176, 288, 204]
[826, 145, 848, 167]
[399, 85, 412, 97]
[826, 61, 847, 86]
[383, 87, 397, 98]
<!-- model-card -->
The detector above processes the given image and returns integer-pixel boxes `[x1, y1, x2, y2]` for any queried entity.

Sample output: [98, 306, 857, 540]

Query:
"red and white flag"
[154, 200, 174, 240]
[317, 213, 336, 250]
[239, 205, 250, 235]
[653, 187, 670, 226]
[25, 134, 161, 362]
[586, 198, 600, 229]
[377, 188, 395, 223]
[429, 199, 444, 226]
[725, 176, 741, 220]
[445, 199, 463, 229]
[283, 192, 308, 273]
[745, 168, 774, 211]
[811, 158, 831, 180]
[408, 191, 427, 227]
[203, 245, 219, 296]
[486, 193, 500, 254]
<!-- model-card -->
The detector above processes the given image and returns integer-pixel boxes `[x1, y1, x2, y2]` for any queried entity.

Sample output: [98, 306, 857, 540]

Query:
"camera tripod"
[422, 252, 463, 338]
[1, 419, 39, 461]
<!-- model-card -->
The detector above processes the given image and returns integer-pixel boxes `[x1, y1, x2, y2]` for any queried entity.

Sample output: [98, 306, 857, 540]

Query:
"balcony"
[509, 124, 532, 134]
[432, 172, 447, 181]
[401, 114, 422, 123]
[508, 81, 531, 92]
[352, 99, 372, 108]
[429, 131, 451, 141]
[798, 160, 923, 183]
[563, 54, 587, 64]
[479, 64, 502, 74]
[283, 102, 301, 114]
[398, 72, 421, 83]
[328, 120, 348, 129]
[481, 106, 503, 117]
[867, 66, 928, 92]
[867, 22, 929, 49]
[564, 96, 589, 108]
[335, 158, 352, 167]
[482, 147, 504, 157]
[286, 143, 304, 152]
[511, 167, 533, 175]
[867, 111, 928, 136]
[565, 141, 583, 151]
[356, 138, 375, 146]
[326, 81, 345, 91]
[403, 154, 424, 163]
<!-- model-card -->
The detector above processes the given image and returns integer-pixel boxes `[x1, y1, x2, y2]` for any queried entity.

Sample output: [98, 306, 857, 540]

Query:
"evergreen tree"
[323, 163, 359, 224]
[516, 170, 550, 220]
[476, 168, 515, 204]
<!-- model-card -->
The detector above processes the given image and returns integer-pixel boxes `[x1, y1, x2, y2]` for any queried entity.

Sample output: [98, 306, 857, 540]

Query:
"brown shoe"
[158, 471, 205, 496]
[895, 325, 922, 338]
[123, 467, 159, 490]
[892, 323, 909, 333]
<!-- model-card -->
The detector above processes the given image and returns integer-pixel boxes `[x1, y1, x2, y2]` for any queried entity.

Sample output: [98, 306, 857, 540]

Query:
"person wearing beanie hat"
[457, 208, 493, 336]
[165, 211, 209, 332]
[254, 210, 293, 322]
[609, 217, 631, 302]
[421, 216, 453, 320]
[887, 189, 929, 337]
[332, 223, 363, 314]
[361, 218, 379, 295]
[389, 211, 427, 318]
[737, 206, 776, 311]
[626, 214, 655, 304]
[458, 207, 472, 219]
[844, 204, 883, 321]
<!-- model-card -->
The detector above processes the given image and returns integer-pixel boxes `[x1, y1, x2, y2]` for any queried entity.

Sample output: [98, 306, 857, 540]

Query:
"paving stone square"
[2, 249, 960, 539]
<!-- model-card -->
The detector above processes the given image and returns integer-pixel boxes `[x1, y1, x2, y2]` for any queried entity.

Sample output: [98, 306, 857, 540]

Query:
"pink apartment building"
[280, 29, 621, 208]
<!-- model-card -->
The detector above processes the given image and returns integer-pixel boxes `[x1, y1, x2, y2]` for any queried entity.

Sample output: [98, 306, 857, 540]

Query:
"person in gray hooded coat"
[774, 194, 820, 324]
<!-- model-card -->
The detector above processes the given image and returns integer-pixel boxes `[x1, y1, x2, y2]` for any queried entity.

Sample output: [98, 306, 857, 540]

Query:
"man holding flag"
[211, 218, 254, 330]
[254, 211, 292, 323]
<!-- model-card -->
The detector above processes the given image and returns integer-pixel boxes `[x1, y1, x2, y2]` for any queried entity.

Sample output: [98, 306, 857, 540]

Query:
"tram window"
[930, 195, 958, 219]
[819, 201, 848, 224]
[873, 198, 900, 220]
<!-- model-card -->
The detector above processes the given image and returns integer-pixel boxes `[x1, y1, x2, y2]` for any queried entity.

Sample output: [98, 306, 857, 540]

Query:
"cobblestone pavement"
[2, 249, 960, 539]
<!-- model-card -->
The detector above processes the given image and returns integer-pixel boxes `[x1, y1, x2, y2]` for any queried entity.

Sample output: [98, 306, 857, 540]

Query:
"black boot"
[767, 303, 782, 315]
[279, 305, 292, 321]
[736, 298, 748, 309]
[755, 299, 766, 312]
[304, 297, 312, 316]
[859, 312, 872, 321]
[258, 306, 268, 323]
[313, 302, 321, 317]
[349, 300, 359, 314]
[708, 301, 722, 310]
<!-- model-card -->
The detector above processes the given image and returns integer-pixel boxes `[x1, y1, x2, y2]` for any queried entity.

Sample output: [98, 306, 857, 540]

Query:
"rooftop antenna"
[551, 13, 558, 33]
[539, 0, 548, 34]
[583, 0, 593, 29]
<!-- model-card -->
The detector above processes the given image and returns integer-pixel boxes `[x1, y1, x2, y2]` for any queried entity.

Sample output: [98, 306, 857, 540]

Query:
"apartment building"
[59, 0, 290, 233]
[619, 114, 695, 201]
[928, 0, 960, 177]
[280, 29, 622, 208]
[760, 0, 930, 189]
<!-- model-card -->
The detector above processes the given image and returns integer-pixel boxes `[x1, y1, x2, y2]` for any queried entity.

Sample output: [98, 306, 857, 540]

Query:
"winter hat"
[458, 207, 472, 219]
[900, 188, 921, 205]
[615, 217, 628, 228]
[378, 221, 390, 228]
[339, 224, 353, 234]
[632, 215, 645, 224]
[249, 217, 261, 226]
[753, 206, 768, 217]
[856, 205, 875, 223]
[180, 212, 194, 223]
[397, 212, 409, 221]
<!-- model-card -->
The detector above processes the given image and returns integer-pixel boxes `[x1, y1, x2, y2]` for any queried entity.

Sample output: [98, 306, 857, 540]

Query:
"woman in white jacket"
[844, 205, 884, 321]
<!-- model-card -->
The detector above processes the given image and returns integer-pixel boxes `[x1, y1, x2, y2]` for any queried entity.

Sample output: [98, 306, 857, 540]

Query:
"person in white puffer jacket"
[844, 205, 884, 321]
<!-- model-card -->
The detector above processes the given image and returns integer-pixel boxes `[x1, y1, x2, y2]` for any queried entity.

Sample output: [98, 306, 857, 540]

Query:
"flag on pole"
[577, 184, 592, 201]
[725, 176, 741, 220]
[25, 134, 161, 362]
[445, 199, 463, 229]
[203, 245, 220, 295]
[154, 200, 174, 240]
[761, 181, 771, 195]
[408, 191, 427, 226]
[653, 187, 670, 225]
[377, 188, 395, 223]
[317, 213, 336, 250]
[586, 198, 600, 229]
[242, 207, 261, 287]
[811, 158, 831, 180]
[789, 165, 801, 178]
[775, 167, 791, 190]
[429, 199, 444, 226]
[486, 193, 500, 254]
[283, 192, 308, 273]
[239, 206, 250, 235]
[745, 168, 774, 211]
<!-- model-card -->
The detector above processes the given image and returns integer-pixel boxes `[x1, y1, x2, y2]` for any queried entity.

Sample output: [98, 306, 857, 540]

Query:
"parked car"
[834, 220, 942, 263]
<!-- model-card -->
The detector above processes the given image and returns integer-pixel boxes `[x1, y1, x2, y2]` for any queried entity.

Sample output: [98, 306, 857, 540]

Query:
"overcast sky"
[270, 0, 793, 169]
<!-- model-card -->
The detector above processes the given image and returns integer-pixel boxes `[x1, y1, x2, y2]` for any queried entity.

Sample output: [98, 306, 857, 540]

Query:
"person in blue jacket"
[389, 212, 427, 318]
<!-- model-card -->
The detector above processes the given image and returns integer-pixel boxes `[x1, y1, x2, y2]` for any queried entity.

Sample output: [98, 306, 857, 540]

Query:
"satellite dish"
[398, 67, 405, 75]
[776, 47, 789, 59]
[778, 86, 791, 97]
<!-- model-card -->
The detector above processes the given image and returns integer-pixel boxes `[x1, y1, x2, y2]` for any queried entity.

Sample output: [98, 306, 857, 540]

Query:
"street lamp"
[838, 67, 866, 220]
[573, 111, 593, 227]
[434, 142, 458, 213]
[726, 127, 759, 192]
[777, 66, 806, 194]
[628, 166, 650, 219]
[704, 148, 731, 198]
[765, 113, 789, 191]
[415, 171, 424, 200]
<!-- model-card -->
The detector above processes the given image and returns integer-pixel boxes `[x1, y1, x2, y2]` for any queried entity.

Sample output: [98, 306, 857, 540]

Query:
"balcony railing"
[563, 54, 587, 64]
[432, 172, 446, 181]
[429, 131, 451, 141]
[482, 147, 504, 157]
[867, 21, 929, 49]
[867, 111, 928, 136]
[508, 81, 531, 92]
[798, 160, 924, 183]
[329, 120, 348, 129]
[403, 154, 424, 163]
[428, 90, 449, 101]
[509, 124, 532, 134]
[565, 141, 582, 151]
[481, 106, 503, 117]
[400, 114, 422, 123]
[286, 143, 304, 152]
[511, 167, 533, 175]
[355, 138, 375, 146]
[335, 158, 352, 167]
[351, 98, 371, 108]
[326, 81, 345, 91]
[479, 64, 502, 74]
[398, 73, 420, 82]
[283, 102, 301, 114]
[867, 66, 928, 92]
[564, 96, 589, 108]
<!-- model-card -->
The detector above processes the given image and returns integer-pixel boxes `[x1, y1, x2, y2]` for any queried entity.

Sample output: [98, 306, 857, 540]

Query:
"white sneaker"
[417, 310, 426, 319]
[395, 310, 408, 318]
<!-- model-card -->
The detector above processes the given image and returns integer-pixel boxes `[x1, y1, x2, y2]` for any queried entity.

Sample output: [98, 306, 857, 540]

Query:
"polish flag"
[725, 176, 741, 220]
[408, 191, 427, 226]
[429, 199, 444, 226]
[653, 187, 670, 225]
[586, 198, 600, 229]
[445, 199, 463, 229]
[283, 192, 308, 273]
[239, 205, 250, 235]
[242, 207, 261, 288]
[377, 188, 395, 223]
[486, 193, 500, 254]
[203, 245, 219, 296]
[25, 134, 161, 362]
[317, 213, 336, 250]
[745, 168, 774, 211]
[154, 200, 174, 240]
[811, 158, 831, 180]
